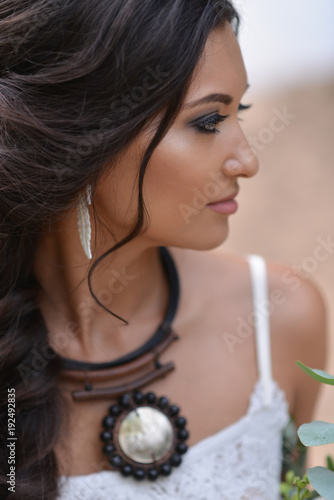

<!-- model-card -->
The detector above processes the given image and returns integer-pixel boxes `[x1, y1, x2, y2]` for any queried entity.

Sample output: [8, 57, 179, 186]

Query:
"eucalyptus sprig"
[295, 361, 334, 500]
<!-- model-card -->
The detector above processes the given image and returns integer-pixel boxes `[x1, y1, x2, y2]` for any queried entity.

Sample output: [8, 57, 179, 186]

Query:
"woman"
[0, 1, 326, 499]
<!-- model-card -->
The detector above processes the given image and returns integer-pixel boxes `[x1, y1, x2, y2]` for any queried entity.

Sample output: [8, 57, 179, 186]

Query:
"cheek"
[143, 130, 214, 217]
[141, 129, 230, 249]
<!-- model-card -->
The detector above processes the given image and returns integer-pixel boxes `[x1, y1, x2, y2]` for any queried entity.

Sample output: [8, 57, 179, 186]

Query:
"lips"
[206, 189, 239, 205]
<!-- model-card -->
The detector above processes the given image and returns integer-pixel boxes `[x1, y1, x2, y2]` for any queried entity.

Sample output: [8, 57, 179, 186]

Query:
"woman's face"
[95, 23, 259, 251]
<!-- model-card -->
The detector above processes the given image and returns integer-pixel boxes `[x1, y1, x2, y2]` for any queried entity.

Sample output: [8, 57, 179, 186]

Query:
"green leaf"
[296, 361, 334, 385]
[298, 421, 334, 446]
[307, 466, 334, 499]
[327, 455, 334, 472]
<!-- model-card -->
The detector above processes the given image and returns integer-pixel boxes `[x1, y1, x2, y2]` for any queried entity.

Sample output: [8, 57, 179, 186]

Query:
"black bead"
[119, 393, 131, 409]
[133, 391, 144, 405]
[100, 430, 113, 443]
[177, 429, 189, 441]
[103, 415, 116, 429]
[168, 405, 180, 417]
[120, 464, 133, 477]
[133, 468, 145, 480]
[145, 392, 156, 404]
[103, 444, 116, 457]
[109, 404, 121, 417]
[110, 455, 123, 468]
[160, 463, 172, 476]
[176, 442, 188, 455]
[169, 453, 182, 467]
[175, 416, 187, 429]
[158, 396, 169, 409]
[147, 468, 159, 481]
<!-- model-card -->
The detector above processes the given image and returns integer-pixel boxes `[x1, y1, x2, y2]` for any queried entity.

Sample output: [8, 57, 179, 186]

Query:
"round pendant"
[100, 390, 190, 481]
[118, 407, 174, 463]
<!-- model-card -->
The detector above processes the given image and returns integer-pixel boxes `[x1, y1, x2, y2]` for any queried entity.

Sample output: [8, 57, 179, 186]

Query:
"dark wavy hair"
[0, 1, 239, 498]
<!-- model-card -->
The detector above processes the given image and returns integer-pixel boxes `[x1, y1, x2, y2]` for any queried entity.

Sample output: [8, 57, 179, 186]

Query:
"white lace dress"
[57, 255, 291, 500]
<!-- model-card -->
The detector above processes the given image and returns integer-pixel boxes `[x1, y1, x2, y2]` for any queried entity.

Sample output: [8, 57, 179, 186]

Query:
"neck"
[33, 217, 169, 363]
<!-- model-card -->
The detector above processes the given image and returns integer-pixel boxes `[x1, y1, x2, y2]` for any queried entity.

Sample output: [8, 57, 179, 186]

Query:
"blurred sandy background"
[219, 0, 334, 468]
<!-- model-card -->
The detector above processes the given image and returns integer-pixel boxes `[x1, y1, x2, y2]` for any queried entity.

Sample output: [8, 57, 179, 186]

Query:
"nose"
[222, 131, 259, 179]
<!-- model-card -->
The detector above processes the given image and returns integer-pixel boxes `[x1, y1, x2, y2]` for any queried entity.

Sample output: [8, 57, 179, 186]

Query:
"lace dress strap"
[245, 254, 274, 407]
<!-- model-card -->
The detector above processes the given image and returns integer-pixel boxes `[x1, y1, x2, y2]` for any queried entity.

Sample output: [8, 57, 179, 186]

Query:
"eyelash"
[195, 103, 253, 134]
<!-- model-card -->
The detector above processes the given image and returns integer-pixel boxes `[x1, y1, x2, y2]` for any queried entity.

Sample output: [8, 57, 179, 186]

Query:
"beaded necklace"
[58, 246, 189, 482]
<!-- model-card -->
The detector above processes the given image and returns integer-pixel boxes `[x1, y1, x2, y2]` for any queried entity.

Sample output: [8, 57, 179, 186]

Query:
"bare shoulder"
[260, 258, 327, 426]
[264, 258, 327, 349]
[170, 246, 327, 337]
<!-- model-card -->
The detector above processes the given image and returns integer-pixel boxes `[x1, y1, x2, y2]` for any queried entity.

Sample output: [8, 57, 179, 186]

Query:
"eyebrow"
[183, 83, 250, 109]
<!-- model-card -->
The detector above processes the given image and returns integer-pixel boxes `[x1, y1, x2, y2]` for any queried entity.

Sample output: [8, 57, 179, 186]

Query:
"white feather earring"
[77, 184, 92, 259]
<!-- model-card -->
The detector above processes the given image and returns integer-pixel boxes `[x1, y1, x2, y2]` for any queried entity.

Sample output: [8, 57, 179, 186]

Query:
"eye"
[194, 113, 230, 134]
[238, 103, 252, 121]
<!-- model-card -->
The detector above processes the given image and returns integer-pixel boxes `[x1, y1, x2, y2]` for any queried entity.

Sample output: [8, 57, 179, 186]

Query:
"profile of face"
[94, 23, 259, 252]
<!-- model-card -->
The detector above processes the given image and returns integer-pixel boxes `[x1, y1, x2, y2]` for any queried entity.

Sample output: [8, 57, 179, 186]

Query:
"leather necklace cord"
[60, 328, 178, 382]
